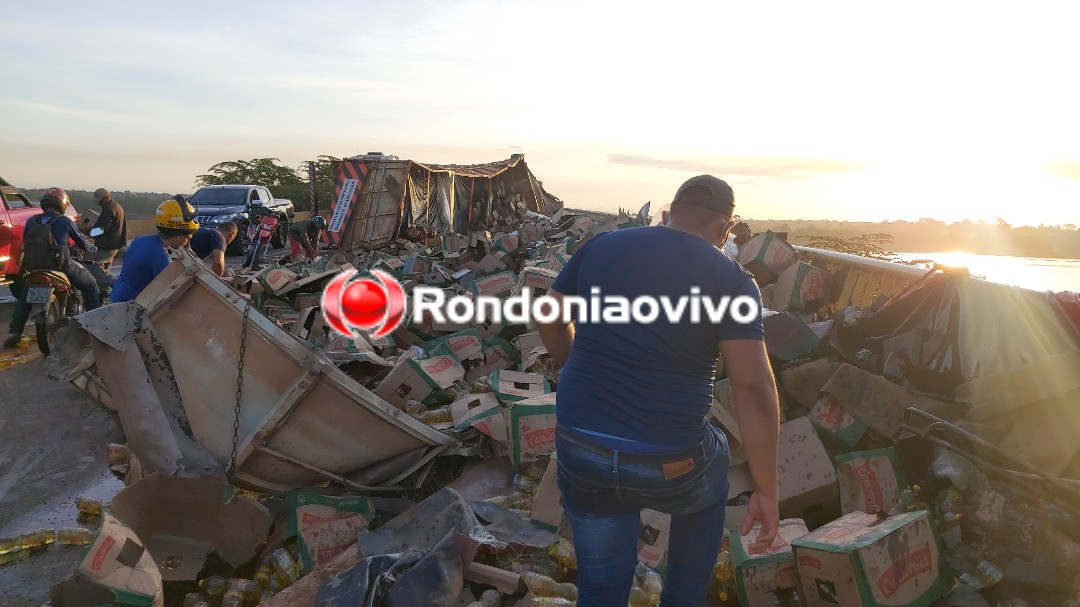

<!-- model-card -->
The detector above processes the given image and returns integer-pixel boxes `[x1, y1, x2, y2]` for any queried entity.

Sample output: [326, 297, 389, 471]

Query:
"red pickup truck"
[1, 176, 79, 284]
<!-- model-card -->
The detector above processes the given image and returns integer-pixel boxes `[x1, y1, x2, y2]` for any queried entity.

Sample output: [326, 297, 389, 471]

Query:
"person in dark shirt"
[536, 175, 781, 607]
[189, 222, 238, 276]
[4, 188, 99, 348]
[84, 188, 128, 299]
[287, 215, 326, 260]
[111, 196, 200, 303]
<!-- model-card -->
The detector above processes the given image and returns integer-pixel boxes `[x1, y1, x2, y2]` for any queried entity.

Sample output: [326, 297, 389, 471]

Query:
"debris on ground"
[10, 188, 1077, 607]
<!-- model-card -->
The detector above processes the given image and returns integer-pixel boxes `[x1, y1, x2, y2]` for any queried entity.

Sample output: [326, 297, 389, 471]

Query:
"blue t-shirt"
[110, 235, 171, 303]
[551, 227, 764, 448]
[189, 228, 226, 259]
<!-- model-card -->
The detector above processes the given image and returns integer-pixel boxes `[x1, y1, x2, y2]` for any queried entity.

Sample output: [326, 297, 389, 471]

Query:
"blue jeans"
[555, 426, 730, 607]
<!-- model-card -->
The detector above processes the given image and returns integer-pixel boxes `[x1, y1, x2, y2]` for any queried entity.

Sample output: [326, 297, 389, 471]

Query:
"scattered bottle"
[258, 589, 275, 604]
[974, 560, 1004, 588]
[517, 594, 575, 607]
[0, 536, 22, 555]
[75, 497, 104, 517]
[514, 473, 538, 494]
[404, 400, 426, 415]
[417, 406, 452, 425]
[523, 571, 578, 600]
[229, 577, 260, 601]
[628, 586, 652, 607]
[18, 529, 55, 549]
[958, 572, 983, 589]
[636, 562, 662, 604]
[198, 575, 228, 596]
[57, 528, 94, 546]
[0, 549, 29, 567]
[272, 547, 301, 585]
[898, 485, 928, 512]
[466, 588, 501, 607]
[183, 592, 208, 607]
[935, 488, 964, 527]
[548, 538, 577, 570]
[254, 563, 274, 588]
[105, 443, 131, 466]
[221, 587, 244, 607]
[997, 600, 1029, 607]
[772, 587, 803, 606]
[485, 494, 515, 509]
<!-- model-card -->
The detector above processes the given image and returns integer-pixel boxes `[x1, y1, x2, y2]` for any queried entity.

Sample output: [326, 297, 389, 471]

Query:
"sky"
[2, 1, 1079, 227]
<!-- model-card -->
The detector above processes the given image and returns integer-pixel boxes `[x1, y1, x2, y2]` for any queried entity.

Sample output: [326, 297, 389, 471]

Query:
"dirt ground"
[0, 298, 125, 607]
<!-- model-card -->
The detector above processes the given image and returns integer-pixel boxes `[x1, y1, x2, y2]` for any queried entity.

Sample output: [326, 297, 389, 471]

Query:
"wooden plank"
[465, 562, 521, 595]
[837, 268, 862, 308]
[847, 270, 872, 308]
[858, 272, 885, 307]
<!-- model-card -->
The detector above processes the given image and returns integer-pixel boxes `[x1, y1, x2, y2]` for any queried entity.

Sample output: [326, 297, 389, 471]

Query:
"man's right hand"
[741, 491, 780, 554]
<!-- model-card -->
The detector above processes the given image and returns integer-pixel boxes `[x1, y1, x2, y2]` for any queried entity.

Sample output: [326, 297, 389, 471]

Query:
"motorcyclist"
[287, 215, 326, 261]
[110, 196, 200, 303]
[4, 188, 100, 348]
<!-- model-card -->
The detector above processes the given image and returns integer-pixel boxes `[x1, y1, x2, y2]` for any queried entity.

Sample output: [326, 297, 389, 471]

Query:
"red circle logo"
[321, 269, 406, 339]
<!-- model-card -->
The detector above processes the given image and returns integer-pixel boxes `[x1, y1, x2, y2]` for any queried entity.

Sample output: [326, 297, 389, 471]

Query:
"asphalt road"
[0, 248, 290, 606]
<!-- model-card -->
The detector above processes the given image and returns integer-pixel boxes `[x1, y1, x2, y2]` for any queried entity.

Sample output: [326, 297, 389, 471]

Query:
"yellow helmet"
[156, 195, 200, 234]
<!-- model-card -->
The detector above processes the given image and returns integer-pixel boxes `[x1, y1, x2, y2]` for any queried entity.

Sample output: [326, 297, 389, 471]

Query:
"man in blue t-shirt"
[188, 222, 238, 276]
[111, 196, 200, 303]
[536, 175, 781, 607]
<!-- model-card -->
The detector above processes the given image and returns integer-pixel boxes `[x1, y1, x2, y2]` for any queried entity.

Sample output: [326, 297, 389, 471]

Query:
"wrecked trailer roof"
[70, 250, 460, 494]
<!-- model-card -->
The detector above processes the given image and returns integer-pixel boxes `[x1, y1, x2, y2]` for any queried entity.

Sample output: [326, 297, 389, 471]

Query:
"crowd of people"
[3, 189, 326, 348]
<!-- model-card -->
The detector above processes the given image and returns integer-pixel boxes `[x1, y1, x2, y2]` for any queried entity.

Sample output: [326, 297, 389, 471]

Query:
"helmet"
[40, 187, 70, 213]
[155, 194, 200, 234]
[312, 215, 326, 230]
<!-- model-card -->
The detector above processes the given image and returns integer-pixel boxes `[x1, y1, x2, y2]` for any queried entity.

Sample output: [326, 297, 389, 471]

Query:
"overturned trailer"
[56, 249, 472, 494]
[324, 154, 565, 250]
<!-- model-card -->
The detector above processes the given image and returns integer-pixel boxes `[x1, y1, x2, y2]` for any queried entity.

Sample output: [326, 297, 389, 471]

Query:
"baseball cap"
[671, 175, 734, 216]
[93, 188, 111, 201]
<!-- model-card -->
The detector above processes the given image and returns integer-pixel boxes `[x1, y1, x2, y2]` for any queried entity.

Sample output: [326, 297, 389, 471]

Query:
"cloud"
[607, 154, 863, 181]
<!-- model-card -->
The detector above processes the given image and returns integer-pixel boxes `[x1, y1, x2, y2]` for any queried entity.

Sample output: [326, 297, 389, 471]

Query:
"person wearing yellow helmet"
[110, 196, 200, 303]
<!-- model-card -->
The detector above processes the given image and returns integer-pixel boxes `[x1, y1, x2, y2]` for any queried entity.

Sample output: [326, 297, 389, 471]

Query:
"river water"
[894, 252, 1080, 293]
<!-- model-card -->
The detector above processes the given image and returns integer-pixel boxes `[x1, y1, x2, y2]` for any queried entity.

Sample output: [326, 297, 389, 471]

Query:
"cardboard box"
[67, 511, 163, 607]
[792, 511, 949, 607]
[512, 331, 546, 354]
[426, 328, 484, 365]
[881, 328, 926, 378]
[515, 266, 559, 296]
[78, 208, 100, 235]
[450, 392, 507, 444]
[638, 509, 672, 573]
[777, 417, 840, 528]
[736, 231, 796, 285]
[820, 363, 918, 440]
[730, 519, 811, 607]
[781, 359, 841, 410]
[477, 254, 510, 274]
[472, 270, 517, 298]
[108, 473, 272, 582]
[467, 336, 520, 381]
[286, 490, 374, 573]
[809, 393, 869, 448]
[255, 264, 299, 295]
[709, 381, 746, 466]
[374, 354, 465, 407]
[771, 262, 830, 313]
[529, 456, 571, 537]
[503, 393, 556, 467]
[764, 312, 821, 363]
[835, 448, 908, 516]
[443, 233, 467, 253]
[490, 370, 551, 404]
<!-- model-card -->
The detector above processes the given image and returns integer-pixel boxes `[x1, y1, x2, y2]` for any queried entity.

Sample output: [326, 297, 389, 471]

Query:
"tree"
[194, 155, 328, 210]
[797, 233, 900, 261]
[296, 155, 341, 213]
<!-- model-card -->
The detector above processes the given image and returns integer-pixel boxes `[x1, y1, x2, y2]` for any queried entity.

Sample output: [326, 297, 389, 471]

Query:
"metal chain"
[230, 302, 251, 473]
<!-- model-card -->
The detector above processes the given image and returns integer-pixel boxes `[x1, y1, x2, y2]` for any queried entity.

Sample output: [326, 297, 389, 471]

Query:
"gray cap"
[671, 175, 734, 216]
[93, 188, 111, 201]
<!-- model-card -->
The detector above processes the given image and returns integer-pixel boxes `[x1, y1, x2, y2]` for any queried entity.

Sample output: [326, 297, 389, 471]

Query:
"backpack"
[21, 215, 65, 271]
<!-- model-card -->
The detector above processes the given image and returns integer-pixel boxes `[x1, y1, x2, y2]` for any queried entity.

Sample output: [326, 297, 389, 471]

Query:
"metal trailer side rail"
[134, 251, 458, 494]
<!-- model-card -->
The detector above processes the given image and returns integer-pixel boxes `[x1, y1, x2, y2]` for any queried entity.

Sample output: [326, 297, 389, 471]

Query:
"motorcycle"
[242, 204, 288, 269]
[24, 267, 83, 356]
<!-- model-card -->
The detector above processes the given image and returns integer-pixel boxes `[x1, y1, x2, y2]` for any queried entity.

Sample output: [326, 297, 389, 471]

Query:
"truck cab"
[1, 177, 79, 283]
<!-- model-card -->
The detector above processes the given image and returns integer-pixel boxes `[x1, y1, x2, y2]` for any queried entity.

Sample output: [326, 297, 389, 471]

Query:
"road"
[0, 248, 289, 606]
